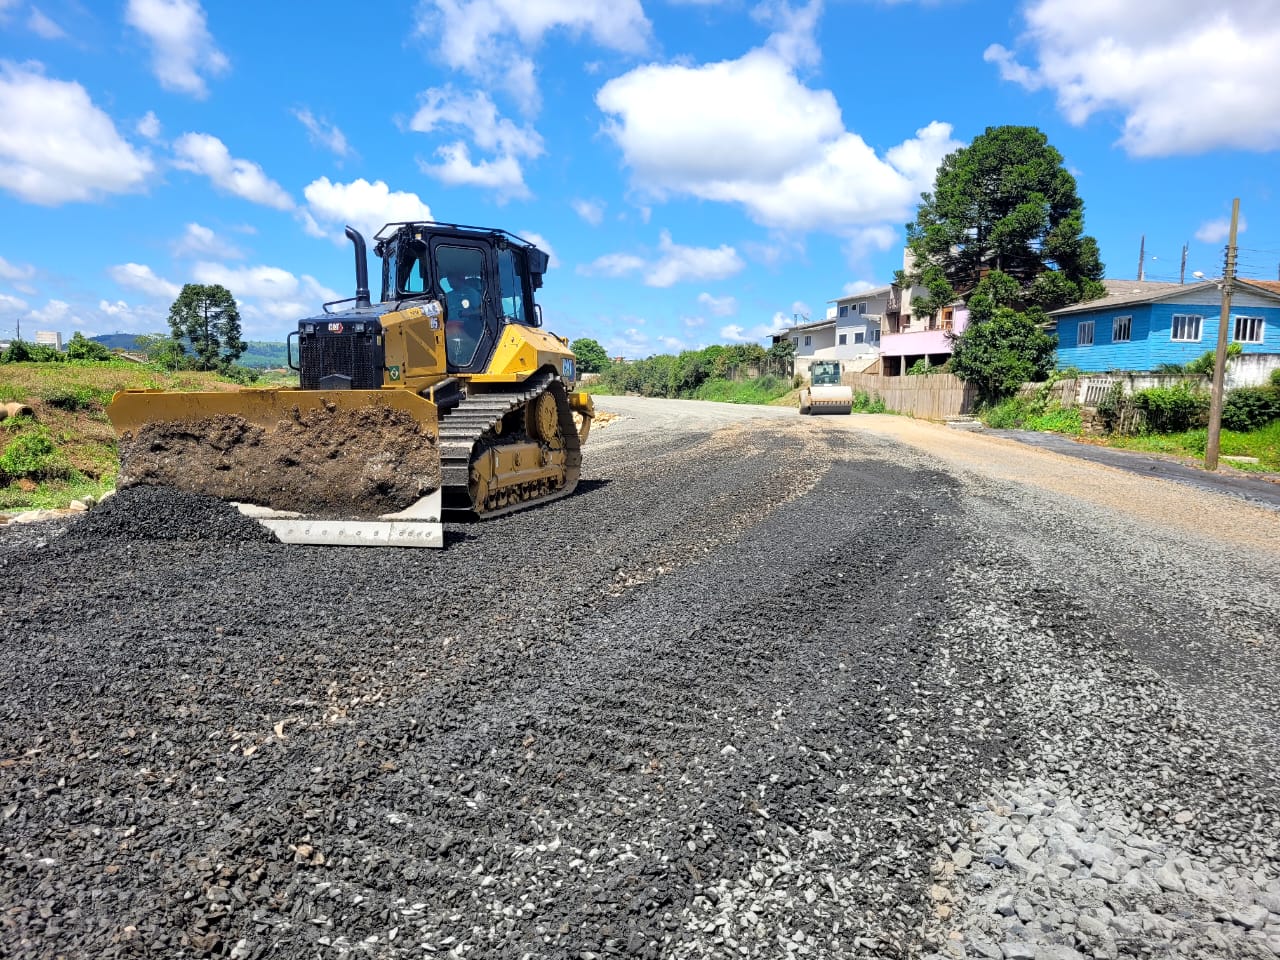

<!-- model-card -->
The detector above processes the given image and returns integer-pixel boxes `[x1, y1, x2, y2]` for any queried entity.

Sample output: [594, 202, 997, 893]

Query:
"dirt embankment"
[118, 404, 442, 517]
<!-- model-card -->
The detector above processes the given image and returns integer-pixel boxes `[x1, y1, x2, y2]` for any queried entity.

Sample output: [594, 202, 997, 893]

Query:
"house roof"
[1050, 277, 1280, 317]
[777, 317, 836, 337]
[828, 284, 893, 304]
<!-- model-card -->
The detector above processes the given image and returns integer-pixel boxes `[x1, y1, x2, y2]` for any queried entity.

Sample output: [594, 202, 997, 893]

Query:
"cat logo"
[388, 365, 401, 382]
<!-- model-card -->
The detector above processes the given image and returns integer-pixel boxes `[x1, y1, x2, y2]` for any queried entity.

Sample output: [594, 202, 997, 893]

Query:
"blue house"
[1050, 279, 1280, 372]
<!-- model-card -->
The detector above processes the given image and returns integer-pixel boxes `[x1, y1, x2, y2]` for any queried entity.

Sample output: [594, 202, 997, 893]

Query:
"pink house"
[879, 302, 968, 376]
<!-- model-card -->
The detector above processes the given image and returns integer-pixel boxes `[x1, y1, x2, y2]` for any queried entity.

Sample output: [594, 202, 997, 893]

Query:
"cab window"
[496, 247, 529, 324]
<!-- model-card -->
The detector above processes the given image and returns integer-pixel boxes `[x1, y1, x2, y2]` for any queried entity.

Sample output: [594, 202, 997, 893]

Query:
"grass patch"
[1107, 421, 1280, 471]
[980, 396, 1082, 435]
[0, 360, 265, 512]
[692, 376, 792, 404]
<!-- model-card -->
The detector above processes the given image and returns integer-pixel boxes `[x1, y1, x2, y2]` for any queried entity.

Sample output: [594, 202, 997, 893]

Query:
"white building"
[35, 331, 63, 350]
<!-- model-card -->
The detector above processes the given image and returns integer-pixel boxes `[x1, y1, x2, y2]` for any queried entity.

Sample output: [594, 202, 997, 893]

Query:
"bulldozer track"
[435, 369, 582, 518]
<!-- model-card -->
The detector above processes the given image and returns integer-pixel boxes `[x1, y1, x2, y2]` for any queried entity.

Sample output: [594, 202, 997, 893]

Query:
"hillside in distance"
[90, 335, 288, 369]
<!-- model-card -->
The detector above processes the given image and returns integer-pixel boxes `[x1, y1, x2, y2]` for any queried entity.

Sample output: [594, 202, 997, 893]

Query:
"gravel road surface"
[2, 396, 1278, 960]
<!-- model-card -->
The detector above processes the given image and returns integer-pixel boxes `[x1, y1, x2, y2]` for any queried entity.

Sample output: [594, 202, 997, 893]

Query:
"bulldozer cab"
[378, 223, 546, 375]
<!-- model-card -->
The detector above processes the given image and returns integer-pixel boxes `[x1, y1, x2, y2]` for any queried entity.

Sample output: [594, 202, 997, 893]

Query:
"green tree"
[903, 125, 1105, 311]
[65, 332, 113, 361]
[166, 284, 246, 371]
[949, 272, 1057, 404]
[570, 337, 610, 373]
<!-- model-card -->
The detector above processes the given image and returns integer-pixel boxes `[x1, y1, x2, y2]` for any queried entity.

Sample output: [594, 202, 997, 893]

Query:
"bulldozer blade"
[108, 387, 443, 523]
[236, 490, 444, 548]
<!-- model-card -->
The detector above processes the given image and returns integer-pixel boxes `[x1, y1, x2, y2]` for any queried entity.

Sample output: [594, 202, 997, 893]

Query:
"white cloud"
[988, 1, 1280, 156]
[519, 231, 560, 269]
[683, 315, 705, 328]
[173, 222, 244, 259]
[136, 110, 162, 140]
[1195, 214, 1248, 244]
[99, 299, 131, 316]
[416, 0, 651, 113]
[409, 87, 543, 199]
[108, 262, 180, 300]
[754, 0, 823, 69]
[843, 280, 877, 296]
[189, 263, 340, 333]
[0, 293, 29, 313]
[302, 177, 433, 244]
[580, 231, 745, 288]
[581, 252, 647, 278]
[697, 292, 737, 316]
[419, 143, 531, 199]
[294, 108, 351, 158]
[722, 303, 802, 344]
[26, 298, 85, 329]
[125, 0, 228, 98]
[0, 255, 35, 282]
[572, 198, 606, 226]
[27, 7, 66, 39]
[172, 133, 293, 210]
[0, 63, 154, 205]
[597, 47, 958, 233]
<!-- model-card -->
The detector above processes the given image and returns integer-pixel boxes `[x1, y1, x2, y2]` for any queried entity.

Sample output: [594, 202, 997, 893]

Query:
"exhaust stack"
[345, 226, 371, 308]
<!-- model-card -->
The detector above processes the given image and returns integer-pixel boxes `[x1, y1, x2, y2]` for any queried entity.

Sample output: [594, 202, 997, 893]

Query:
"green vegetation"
[851, 391, 887, 414]
[690, 376, 792, 405]
[1108, 421, 1280, 472]
[166, 283, 247, 371]
[899, 124, 1105, 312]
[0, 359, 276, 514]
[587, 343, 792, 402]
[570, 337, 611, 373]
[950, 272, 1058, 404]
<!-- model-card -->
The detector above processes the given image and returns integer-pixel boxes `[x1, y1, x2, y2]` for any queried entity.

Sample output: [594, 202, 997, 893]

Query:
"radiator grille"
[300, 332, 383, 389]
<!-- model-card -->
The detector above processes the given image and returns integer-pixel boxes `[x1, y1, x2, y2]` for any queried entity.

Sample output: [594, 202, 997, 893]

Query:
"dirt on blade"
[117, 405, 442, 517]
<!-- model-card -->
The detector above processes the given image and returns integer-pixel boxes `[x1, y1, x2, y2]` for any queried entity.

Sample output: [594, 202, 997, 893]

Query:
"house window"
[857, 302, 867, 314]
[1234, 315, 1265, 344]
[839, 305, 848, 317]
[804, 335, 812, 346]
[1113, 316, 1132, 342]
[791, 337, 798, 346]
[1171, 314, 1203, 342]
[854, 331, 865, 344]
[870, 328, 881, 344]
[941, 307, 954, 332]
[838, 333, 847, 345]
[1078, 320, 1095, 346]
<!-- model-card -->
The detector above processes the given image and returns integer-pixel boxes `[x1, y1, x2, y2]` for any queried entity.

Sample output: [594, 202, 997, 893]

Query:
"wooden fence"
[841, 372, 977, 420]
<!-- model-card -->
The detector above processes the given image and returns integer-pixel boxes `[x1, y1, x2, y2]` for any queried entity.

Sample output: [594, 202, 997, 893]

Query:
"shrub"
[1222, 385, 1280, 431]
[0, 427, 74, 482]
[1024, 406, 1083, 435]
[1185, 343, 1242, 376]
[41, 384, 113, 411]
[906, 358, 935, 376]
[981, 396, 1033, 429]
[1131, 383, 1209, 433]
[220, 364, 261, 385]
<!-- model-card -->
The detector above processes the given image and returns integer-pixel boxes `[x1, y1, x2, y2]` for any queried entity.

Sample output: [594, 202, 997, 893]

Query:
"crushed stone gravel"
[1, 396, 1277, 960]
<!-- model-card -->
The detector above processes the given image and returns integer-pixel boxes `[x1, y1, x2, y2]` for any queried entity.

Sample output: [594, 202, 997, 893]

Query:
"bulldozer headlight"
[351, 323, 365, 333]
[304, 323, 315, 334]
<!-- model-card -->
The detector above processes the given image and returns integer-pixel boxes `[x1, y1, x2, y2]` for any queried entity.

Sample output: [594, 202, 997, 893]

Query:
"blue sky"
[1, 0, 1278, 358]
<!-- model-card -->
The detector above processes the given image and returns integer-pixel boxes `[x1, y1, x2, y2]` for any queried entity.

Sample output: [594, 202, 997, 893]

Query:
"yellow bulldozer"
[107, 221, 594, 547]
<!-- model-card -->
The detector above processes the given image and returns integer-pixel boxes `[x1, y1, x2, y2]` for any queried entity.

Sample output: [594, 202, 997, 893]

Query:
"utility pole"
[1137, 235, 1145, 281]
[1179, 244, 1188, 284]
[1205, 198, 1240, 471]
